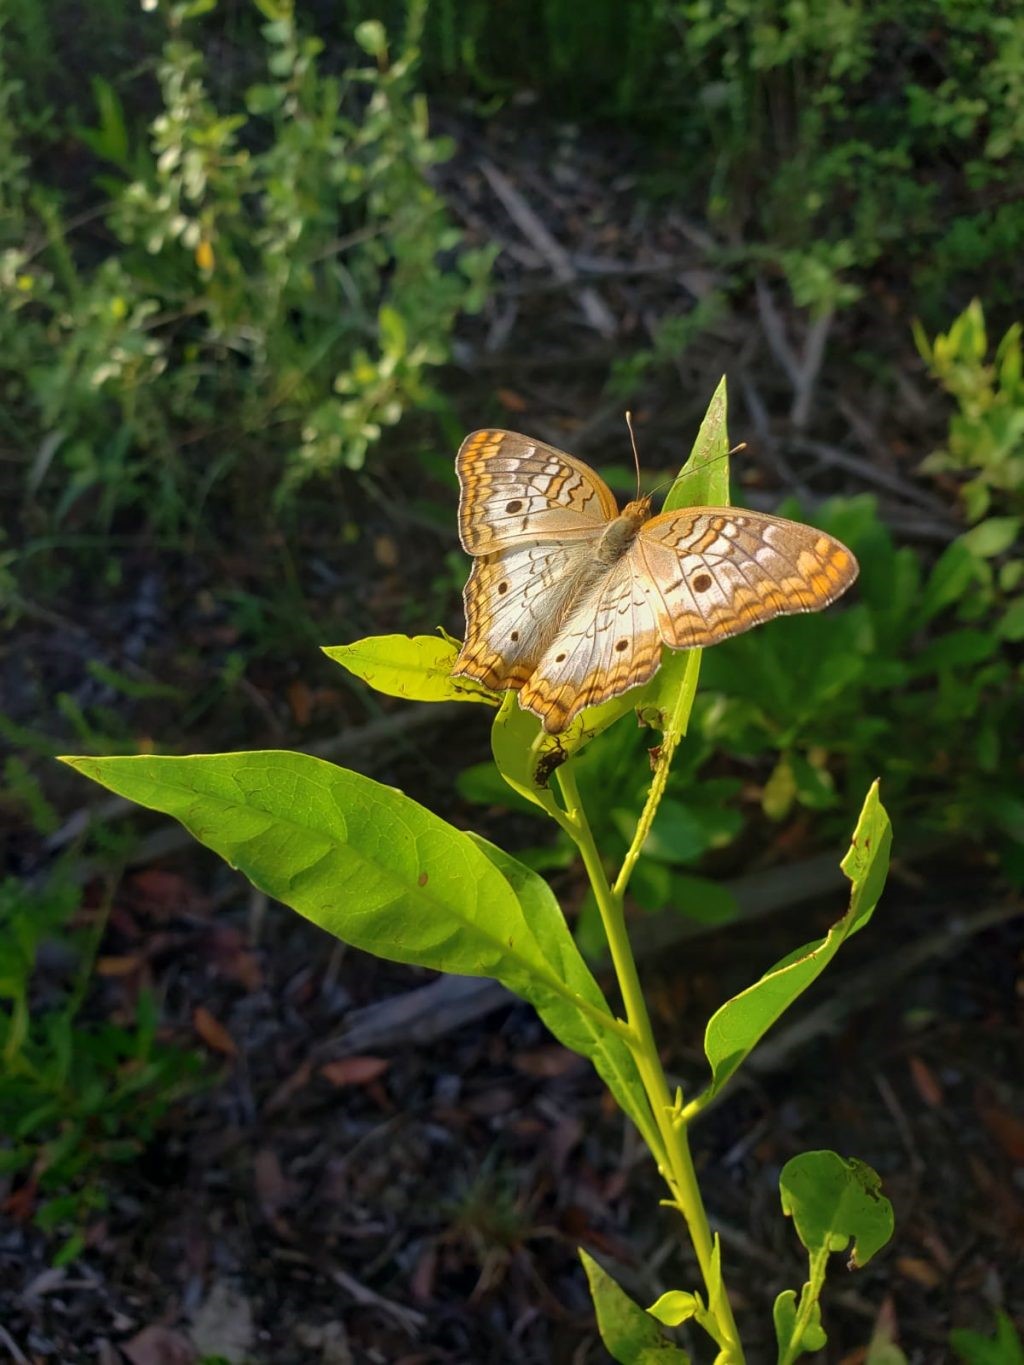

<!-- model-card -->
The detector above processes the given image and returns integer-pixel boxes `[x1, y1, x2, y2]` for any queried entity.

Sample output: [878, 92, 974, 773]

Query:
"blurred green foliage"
[346, 0, 1024, 316]
[0, 0, 492, 532]
[0, 874, 202, 1265]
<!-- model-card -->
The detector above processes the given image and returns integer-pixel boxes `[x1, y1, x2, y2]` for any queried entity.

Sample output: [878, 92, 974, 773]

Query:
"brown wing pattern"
[452, 540, 594, 693]
[517, 555, 664, 733]
[456, 429, 619, 554]
[639, 508, 858, 650]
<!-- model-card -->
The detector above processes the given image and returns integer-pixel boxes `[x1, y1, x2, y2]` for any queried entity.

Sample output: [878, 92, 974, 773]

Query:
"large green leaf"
[780, 1151, 894, 1269]
[60, 753, 620, 1051]
[580, 1250, 691, 1364]
[467, 835, 655, 1147]
[323, 634, 499, 706]
[701, 781, 891, 1099]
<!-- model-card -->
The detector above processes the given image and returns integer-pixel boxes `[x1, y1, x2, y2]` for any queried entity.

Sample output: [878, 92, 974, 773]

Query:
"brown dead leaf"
[976, 1088, 1024, 1164]
[895, 1255, 943, 1288]
[253, 1147, 293, 1221]
[320, 1055, 391, 1087]
[128, 869, 208, 920]
[410, 1241, 438, 1303]
[3, 1178, 37, 1221]
[287, 679, 313, 727]
[908, 1055, 944, 1108]
[373, 534, 399, 568]
[96, 955, 145, 977]
[121, 1325, 197, 1365]
[512, 1045, 583, 1079]
[192, 1006, 238, 1058]
[206, 926, 262, 991]
[496, 387, 528, 412]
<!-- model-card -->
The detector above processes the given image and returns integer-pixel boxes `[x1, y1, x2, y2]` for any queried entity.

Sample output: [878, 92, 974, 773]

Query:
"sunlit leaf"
[664, 374, 731, 511]
[323, 634, 499, 706]
[580, 1250, 691, 1363]
[647, 1291, 700, 1327]
[61, 754, 629, 1070]
[780, 1150, 894, 1268]
[701, 781, 891, 1099]
[465, 835, 653, 1145]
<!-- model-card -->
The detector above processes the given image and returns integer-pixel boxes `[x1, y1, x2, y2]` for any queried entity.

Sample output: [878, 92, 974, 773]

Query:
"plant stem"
[779, 1251, 829, 1365]
[557, 757, 745, 1362]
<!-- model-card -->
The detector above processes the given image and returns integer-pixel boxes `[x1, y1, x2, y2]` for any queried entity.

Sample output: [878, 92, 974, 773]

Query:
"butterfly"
[452, 429, 859, 734]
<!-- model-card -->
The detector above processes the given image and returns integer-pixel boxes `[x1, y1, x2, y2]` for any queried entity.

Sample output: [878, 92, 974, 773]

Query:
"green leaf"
[960, 517, 1021, 559]
[490, 694, 565, 818]
[635, 649, 703, 736]
[920, 541, 978, 621]
[647, 1291, 700, 1327]
[702, 781, 891, 1098]
[780, 1151, 894, 1269]
[773, 1288, 827, 1361]
[950, 1312, 1024, 1365]
[664, 375, 731, 511]
[61, 752, 620, 1044]
[997, 598, 1024, 641]
[580, 1250, 691, 1364]
[465, 835, 654, 1146]
[323, 634, 499, 706]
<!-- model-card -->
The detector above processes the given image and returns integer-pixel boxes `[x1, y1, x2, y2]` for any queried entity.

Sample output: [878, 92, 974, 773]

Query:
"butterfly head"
[620, 496, 653, 528]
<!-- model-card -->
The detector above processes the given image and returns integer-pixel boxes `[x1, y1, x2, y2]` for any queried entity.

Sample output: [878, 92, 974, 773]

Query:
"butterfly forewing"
[638, 508, 858, 650]
[457, 429, 619, 554]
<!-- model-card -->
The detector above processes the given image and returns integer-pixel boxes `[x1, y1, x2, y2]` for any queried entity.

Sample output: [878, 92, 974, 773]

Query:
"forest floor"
[3, 108, 1022, 1364]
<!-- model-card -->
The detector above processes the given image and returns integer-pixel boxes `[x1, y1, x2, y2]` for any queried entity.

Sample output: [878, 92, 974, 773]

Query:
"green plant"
[0, 874, 202, 1265]
[0, 0, 493, 533]
[951, 1312, 1024, 1365]
[64, 385, 896, 1360]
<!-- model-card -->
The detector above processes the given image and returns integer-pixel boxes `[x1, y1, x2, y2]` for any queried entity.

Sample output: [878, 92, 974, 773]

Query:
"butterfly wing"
[637, 508, 858, 648]
[518, 554, 664, 733]
[456, 429, 619, 554]
[453, 540, 598, 693]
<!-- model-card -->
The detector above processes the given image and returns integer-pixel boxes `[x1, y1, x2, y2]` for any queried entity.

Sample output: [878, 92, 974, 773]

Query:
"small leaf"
[780, 1151, 894, 1268]
[323, 634, 499, 706]
[774, 1288, 827, 1360]
[580, 1250, 692, 1363]
[960, 517, 1021, 559]
[648, 1291, 700, 1326]
[702, 781, 891, 1098]
[664, 376, 731, 511]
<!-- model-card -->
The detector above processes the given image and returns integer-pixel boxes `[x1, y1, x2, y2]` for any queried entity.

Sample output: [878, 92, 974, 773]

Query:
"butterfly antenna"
[645, 441, 748, 501]
[625, 411, 642, 501]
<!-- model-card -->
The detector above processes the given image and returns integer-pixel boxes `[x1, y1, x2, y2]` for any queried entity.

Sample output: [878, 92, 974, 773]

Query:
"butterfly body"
[453, 429, 858, 734]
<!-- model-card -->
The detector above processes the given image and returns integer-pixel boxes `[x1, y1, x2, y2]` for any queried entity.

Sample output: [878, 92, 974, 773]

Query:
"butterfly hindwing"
[453, 540, 596, 693]
[518, 555, 663, 733]
[457, 429, 619, 555]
